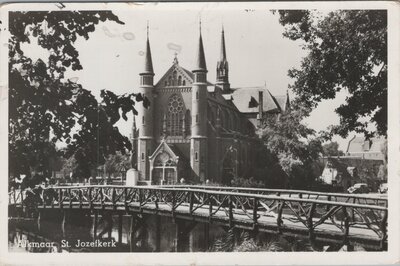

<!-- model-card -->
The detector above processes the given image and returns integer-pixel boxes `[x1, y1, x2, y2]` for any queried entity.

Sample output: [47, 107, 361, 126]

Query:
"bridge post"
[61, 211, 66, 237]
[129, 214, 135, 252]
[307, 203, 316, 249]
[203, 222, 209, 251]
[129, 213, 148, 251]
[118, 213, 123, 244]
[108, 213, 113, 239]
[155, 215, 161, 252]
[93, 210, 98, 240]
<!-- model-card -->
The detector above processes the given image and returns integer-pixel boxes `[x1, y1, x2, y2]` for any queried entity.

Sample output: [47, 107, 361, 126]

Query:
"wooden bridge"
[9, 185, 388, 251]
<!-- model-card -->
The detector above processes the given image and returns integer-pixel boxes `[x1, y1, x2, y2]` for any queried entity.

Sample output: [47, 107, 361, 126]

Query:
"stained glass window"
[167, 94, 184, 136]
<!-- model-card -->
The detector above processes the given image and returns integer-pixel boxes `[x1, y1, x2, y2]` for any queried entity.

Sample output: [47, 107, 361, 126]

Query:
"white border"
[0, 2, 399, 265]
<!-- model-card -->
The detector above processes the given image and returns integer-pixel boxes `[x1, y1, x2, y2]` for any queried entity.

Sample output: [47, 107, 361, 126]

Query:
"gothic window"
[182, 80, 186, 86]
[185, 110, 191, 135]
[178, 76, 182, 86]
[167, 94, 185, 136]
[173, 71, 177, 86]
[168, 76, 172, 86]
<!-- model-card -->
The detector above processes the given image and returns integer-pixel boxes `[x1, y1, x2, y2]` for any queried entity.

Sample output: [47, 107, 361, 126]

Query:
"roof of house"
[346, 136, 386, 154]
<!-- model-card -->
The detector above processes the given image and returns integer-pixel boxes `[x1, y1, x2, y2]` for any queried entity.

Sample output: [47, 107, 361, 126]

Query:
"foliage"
[103, 151, 131, 178]
[231, 176, 265, 188]
[275, 10, 387, 138]
[210, 228, 315, 252]
[322, 142, 345, 157]
[259, 104, 323, 189]
[377, 139, 387, 181]
[9, 11, 148, 180]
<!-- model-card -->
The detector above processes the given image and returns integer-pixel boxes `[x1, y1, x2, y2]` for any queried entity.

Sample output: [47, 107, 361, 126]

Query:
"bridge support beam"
[129, 214, 148, 252]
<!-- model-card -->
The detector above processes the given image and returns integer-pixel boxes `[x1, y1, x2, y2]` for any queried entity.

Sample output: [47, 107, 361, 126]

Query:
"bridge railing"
[156, 184, 388, 207]
[9, 185, 388, 249]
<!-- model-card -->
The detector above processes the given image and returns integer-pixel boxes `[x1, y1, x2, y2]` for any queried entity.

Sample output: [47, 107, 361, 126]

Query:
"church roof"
[230, 87, 283, 114]
[274, 95, 289, 112]
[155, 62, 213, 88]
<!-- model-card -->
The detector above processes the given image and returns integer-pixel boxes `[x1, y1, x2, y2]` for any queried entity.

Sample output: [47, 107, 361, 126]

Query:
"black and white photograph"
[1, 1, 399, 265]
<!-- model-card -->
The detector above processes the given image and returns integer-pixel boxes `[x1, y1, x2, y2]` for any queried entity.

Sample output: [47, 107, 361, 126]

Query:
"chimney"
[257, 90, 264, 127]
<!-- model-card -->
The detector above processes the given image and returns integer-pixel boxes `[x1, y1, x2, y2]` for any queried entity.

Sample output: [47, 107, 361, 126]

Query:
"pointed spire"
[193, 19, 207, 72]
[216, 24, 230, 92]
[220, 25, 227, 61]
[142, 21, 154, 74]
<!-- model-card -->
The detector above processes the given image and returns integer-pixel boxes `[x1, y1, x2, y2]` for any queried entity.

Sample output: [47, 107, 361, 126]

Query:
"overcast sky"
[20, 2, 361, 151]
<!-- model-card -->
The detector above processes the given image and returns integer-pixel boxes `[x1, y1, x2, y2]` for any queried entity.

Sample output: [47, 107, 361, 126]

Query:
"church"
[131, 24, 290, 185]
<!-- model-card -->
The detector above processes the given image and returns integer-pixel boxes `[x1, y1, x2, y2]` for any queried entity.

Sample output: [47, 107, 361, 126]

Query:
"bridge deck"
[35, 201, 381, 248]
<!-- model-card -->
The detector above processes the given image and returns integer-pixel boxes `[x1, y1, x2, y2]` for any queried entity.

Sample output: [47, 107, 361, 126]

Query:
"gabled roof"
[155, 62, 213, 88]
[149, 140, 179, 161]
[346, 136, 386, 154]
[230, 87, 281, 114]
[155, 63, 194, 88]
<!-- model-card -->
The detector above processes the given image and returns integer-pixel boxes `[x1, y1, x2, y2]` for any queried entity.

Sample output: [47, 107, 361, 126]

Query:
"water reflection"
[8, 214, 226, 253]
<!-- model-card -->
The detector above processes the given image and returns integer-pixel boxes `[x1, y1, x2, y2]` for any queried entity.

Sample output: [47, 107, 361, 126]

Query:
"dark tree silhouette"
[274, 10, 387, 138]
[9, 11, 149, 181]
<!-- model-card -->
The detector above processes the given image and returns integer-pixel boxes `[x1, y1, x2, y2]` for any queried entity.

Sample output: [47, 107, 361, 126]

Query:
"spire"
[216, 25, 230, 92]
[142, 21, 154, 74]
[220, 25, 227, 61]
[193, 19, 207, 72]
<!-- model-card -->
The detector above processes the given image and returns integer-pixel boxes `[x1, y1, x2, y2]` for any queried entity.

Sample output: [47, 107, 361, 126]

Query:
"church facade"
[131, 25, 290, 185]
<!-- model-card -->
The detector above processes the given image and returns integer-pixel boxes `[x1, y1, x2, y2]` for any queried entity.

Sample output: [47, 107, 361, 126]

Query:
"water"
[8, 213, 226, 253]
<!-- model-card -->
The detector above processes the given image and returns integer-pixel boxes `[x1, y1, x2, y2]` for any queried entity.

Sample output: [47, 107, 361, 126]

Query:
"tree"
[259, 103, 323, 189]
[322, 142, 344, 157]
[103, 152, 131, 178]
[274, 10, 387, 138]
[9, 11, 148, 182]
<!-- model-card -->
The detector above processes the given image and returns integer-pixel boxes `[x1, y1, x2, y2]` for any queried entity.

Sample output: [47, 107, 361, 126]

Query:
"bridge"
[9, 185, 388, 251]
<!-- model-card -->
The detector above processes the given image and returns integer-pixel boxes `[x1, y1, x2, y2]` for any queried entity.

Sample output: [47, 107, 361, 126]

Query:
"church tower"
[216, 26, 230, 93]
[137, 24, 154, 181]
[191, 22, 208, 182]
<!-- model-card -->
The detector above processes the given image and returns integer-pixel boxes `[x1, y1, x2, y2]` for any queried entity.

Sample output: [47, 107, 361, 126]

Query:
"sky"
[20, 2, 361, 151]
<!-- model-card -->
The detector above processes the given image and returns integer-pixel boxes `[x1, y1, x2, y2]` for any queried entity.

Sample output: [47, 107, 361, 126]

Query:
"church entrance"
[152, 167, 176, 185]
[149, 141, 180, 185]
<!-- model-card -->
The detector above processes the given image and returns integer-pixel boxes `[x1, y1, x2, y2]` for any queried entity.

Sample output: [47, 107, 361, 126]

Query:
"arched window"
[167, 94, 185, 136]
[182, 80, 186, 86]
[173, 71, 177, 86]
[178, 76, 182, 86]
[168, 76, 172, 86]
